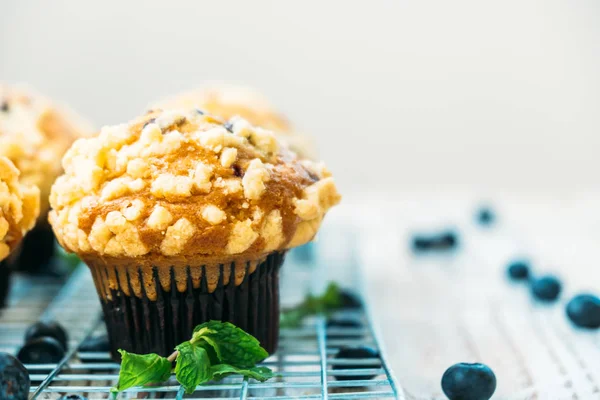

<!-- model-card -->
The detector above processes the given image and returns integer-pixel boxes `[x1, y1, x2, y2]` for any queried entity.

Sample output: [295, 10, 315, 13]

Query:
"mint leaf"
[111, 350, 172, 392]
[192, 321, 268, 368]
[175, 341, 211, 393]
[280, 282, 343, 327]
[210, 364, 276, 382]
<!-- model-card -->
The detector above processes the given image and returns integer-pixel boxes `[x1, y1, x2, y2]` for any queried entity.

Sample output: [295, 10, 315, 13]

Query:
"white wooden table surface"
[318, 191, 600, 400]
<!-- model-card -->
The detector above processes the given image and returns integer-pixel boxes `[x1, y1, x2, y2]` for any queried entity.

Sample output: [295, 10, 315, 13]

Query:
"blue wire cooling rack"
[0, 251, 403, 399]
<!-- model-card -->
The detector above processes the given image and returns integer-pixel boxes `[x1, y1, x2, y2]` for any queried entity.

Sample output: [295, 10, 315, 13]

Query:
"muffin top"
[152, 84, 315, 158]
[0, 157, 40, 261]
[49, 109, 340, 261]
[0, 84, 94, 216]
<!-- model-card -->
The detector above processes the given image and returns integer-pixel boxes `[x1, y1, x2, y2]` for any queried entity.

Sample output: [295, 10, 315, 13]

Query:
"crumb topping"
[0, 84, 93, 216]
[151, 84, 315, 158]
[0, 157, 40, 260]
[49, 109, 340, 259]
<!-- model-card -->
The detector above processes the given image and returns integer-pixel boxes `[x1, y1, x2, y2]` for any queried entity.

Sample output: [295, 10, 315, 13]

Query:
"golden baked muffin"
[49, 108, 340, 357]
[0, 84, 94, 272]
[0, 156, 40, 307]
[152, 84, 316, 158]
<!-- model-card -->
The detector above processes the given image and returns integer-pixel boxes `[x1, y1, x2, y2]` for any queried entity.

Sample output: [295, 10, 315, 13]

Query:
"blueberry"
[333, 346, 380, 381]
[476, 207, 495, 226]
[412, 230, 458, 252]
[17, 337, 65, 364]
[327, 318, 363, 328]
[0, 101, 8, 112]
[339, 290, 362, 309]
[0, 352, 30, 400]
[531, 276, 562, 302]
[441, 362, 496, 400]
[507, 260, 530, 281]
[566, 294, 600, 329]
[79, 334, 110, 352]
[58, 395, 88, 400]
[223, 121, 233, 133]
[25, 321, 68, 351]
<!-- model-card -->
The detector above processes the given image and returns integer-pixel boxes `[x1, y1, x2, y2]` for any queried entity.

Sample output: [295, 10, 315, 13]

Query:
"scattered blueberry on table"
[17, 336, 65, 364]
[412, 230, 459, 253]
[441, 362, 496, 400]
[24, 321, 68, 351]
[476, 206, 495, 226]
[530, 275, 562, 302]
[333, 346, 380, 381]
[507, 260, 530, 281]
[566, 294, 600, 329]
[0, 352, 30, 400]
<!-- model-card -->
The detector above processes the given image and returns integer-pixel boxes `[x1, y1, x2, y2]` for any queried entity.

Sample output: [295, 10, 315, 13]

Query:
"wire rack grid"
[0, 253, 403, 400]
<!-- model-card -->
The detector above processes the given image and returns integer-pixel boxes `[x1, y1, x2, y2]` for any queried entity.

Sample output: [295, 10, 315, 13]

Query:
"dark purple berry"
[441, 363, 496, 400]
[333, 346, 379, 381]
[566, 294, 600, 329]
[17, 337, 65, 364]
[507, 260, 530, 281]
[531, 276, 562, 302]
[0, 352, 30, 400]
[25, 321, 68, 351]
[476, 207, 495, 226]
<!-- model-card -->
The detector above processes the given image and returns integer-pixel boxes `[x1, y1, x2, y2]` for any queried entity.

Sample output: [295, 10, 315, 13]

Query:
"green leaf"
[111, 350, 172, 393]
[279, 282, 343, 327]
[192, 321, 268, 368]
[175, 341, 211, 393]
[280, 308, 307, 328]
[210, 364, 276, 382]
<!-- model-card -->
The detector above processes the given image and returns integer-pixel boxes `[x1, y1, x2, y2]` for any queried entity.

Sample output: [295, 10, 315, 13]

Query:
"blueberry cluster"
[505, 258, 600, 328]
[506, 259, 562, 302]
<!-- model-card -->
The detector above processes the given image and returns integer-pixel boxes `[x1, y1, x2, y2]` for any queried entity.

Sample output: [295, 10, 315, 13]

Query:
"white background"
[2, 0, 600, 194]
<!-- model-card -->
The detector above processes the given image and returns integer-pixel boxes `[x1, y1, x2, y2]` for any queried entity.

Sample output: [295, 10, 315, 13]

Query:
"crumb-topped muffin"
[153, 84, 315, 158]
[50, 108, 340, 357]
[0, 156, 40, 307]
[0, 84, 93, 272]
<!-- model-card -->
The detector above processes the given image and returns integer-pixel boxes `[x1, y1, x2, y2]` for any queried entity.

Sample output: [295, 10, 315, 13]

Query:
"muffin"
[0, 157, 40, 307]
[0, 84, 93, 272]
[49, 108, 340, 357]
[152, 84, 316, 159]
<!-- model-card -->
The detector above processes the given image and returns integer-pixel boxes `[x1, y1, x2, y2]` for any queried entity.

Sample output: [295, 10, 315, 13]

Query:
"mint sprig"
[111, 321, 275, 394]
[280, 282, 344, 328]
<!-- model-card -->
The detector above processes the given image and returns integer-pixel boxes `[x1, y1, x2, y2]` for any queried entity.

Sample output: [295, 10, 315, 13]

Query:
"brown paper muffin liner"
[13, 223, 56, 273]
[85, 252, 285, 359]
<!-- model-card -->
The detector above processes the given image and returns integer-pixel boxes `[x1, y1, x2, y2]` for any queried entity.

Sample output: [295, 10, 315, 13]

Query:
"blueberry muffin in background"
[49, 108, 340, 358]
[152, 83, 316, 159]
[0, 84, 94, 273]
[0, 156, 40, 308]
